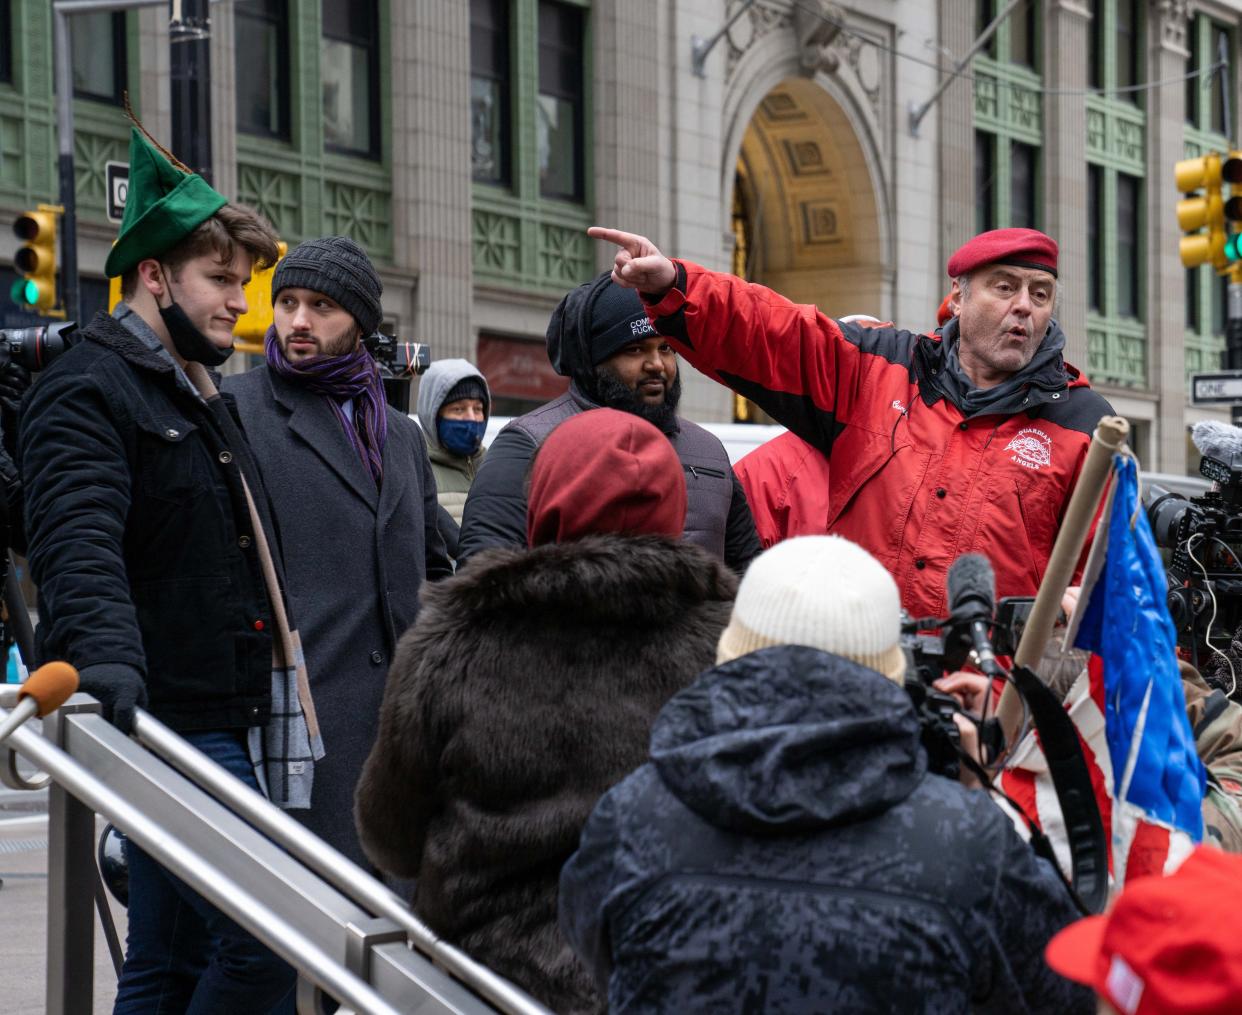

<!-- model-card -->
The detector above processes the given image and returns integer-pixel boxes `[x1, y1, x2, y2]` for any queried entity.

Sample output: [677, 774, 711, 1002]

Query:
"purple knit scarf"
[264, 326, 388, 486]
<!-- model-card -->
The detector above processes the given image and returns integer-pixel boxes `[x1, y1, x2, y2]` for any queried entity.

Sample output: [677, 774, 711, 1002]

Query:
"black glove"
[78, 663, 148, 734]
[0, 363, 30, 458]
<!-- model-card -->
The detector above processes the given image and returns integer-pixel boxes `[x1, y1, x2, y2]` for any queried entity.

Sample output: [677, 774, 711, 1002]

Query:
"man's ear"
[135, 259, 166, 300]
[947, 278, 964, 317]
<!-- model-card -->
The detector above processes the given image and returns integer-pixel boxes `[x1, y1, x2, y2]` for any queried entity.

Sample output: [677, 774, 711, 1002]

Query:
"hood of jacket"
[914, 316, 1090, 418]
[415, 358, 491, 455]
[650, 644, 926, 834]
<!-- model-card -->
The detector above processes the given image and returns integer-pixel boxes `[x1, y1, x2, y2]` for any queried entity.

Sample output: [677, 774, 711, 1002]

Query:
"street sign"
[1191, 370, 1242, 404]
[105, 161, 129, 224]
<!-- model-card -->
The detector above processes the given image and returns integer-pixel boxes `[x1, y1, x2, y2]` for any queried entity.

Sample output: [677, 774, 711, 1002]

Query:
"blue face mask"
[438, 417, 486, 457]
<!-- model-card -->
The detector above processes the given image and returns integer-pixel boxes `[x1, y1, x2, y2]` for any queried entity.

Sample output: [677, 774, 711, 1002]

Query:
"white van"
[482, 416, 785, 464]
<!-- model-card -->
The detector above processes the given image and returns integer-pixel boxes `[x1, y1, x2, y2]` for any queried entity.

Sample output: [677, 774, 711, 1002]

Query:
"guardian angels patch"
[1006, 427, 1053, 471]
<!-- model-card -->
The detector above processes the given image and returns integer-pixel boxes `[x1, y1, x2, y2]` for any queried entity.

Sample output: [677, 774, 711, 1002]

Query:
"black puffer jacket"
[20, 313, 276, 731]
[356, 534, 736, 1015]
[559, 645, 1094, 1015]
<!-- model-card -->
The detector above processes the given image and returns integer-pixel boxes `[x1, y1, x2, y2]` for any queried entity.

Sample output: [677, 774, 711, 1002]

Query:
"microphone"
[0, 662, 79, 745]
[946, 554, 1002, 677]
[1191, 420, 1242, 462]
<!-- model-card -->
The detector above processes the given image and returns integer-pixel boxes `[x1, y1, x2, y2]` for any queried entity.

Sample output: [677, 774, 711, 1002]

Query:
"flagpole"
[995, 415, 1131, 752]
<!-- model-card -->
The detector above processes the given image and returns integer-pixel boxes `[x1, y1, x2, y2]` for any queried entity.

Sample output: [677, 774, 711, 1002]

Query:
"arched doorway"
[730, 77, 884, 421]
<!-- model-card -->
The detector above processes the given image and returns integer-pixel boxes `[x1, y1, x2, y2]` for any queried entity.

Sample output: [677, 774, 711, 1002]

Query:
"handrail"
[131, 709, 553, 1015]
[2, 702, 402, 1015]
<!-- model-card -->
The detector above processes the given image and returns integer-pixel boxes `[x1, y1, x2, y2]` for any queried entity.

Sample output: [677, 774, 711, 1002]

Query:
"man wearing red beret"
[589, 225, 1113, 618]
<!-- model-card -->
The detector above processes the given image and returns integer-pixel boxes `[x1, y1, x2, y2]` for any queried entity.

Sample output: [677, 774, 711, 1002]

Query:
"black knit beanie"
[441, 377, 490, 417]
[272, 235, 384, 335]
[546, 274, 657, 380]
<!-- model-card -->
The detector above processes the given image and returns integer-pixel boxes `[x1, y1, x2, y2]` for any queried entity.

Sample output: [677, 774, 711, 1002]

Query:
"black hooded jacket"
[559, 645, 1094, 1015]
[458, 274, 761, 571]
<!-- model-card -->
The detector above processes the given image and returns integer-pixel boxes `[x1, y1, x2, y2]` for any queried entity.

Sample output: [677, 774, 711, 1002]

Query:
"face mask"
[157, 267, 234, 367]
[437, 417, 486, 457]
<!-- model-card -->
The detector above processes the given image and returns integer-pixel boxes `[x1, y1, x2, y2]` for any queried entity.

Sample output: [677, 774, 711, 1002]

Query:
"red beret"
[946, 228, 1058, 279]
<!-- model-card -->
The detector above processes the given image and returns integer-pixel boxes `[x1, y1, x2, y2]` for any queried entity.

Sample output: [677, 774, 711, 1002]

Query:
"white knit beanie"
[716, 535, 907, 683]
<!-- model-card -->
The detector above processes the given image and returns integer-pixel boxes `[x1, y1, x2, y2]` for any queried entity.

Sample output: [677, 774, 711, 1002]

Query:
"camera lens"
[1146, 486, 1195, 549]
[0, 322, 78, 371]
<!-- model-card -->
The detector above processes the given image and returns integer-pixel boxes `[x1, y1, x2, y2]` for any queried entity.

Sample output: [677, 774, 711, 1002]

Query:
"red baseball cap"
[946, 227, 1058, 278]
[1045, 846, 1242, 1015]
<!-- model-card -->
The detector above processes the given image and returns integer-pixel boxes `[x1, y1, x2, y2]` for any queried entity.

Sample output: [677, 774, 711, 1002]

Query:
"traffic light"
[10, 206, 61, 315]
[1223, 152, 1242, 264]
[1177, 154, 1226, 270]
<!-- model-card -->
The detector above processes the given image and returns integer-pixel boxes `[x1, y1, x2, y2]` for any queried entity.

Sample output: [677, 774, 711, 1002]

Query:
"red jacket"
[645, 262, 1113, 619]
[735, 430, 831, 549]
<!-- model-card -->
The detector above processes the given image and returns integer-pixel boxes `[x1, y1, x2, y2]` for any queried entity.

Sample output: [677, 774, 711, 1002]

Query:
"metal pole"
[5, 552, 36, 667]
[1227, 273, 1242, 424]
[51, 9, 81, 325]
[44, 704, 98, 1015]
[908, 0, 1025, 136]
[169, 0, 213, 181]
[690, 0, 756, 78]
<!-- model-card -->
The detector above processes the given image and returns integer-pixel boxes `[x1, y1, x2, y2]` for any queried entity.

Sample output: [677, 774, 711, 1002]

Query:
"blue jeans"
[112, 730, 297, 1015]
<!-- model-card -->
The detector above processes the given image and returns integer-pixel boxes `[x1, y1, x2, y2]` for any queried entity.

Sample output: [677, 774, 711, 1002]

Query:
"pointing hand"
[587, 226, 676, 298]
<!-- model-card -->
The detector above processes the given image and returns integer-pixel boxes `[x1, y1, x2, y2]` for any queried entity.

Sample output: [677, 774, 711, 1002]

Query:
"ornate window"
[1085, 0, 1147, 389]
[972, 0, 1042, 232]
[471, 0, 511, 186]
[321, 0, 380, 157]
[235, 0, 291, 141]
[71, 11, 127, 105]
[470, 0, 592, 294]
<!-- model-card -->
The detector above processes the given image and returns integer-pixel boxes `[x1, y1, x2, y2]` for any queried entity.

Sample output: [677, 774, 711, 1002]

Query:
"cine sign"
[1191, 371, 1242, 405]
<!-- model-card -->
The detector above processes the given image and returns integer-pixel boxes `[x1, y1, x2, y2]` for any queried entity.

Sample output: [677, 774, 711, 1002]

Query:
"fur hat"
[716, 535, 906, 682]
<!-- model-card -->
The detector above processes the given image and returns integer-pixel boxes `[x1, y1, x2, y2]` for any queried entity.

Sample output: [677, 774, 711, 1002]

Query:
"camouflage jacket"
[559, 645, 1093, 1015]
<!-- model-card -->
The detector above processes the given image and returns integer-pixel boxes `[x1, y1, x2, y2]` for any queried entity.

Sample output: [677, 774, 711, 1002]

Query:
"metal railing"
[0, 689, 553, 1015]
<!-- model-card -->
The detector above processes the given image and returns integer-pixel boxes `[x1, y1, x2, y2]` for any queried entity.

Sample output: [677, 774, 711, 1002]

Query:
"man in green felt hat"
[20, 127, 299, 1011]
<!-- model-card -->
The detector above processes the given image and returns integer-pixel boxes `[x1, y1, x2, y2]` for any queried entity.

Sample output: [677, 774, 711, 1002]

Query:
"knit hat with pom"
[716, 535, 907, 683]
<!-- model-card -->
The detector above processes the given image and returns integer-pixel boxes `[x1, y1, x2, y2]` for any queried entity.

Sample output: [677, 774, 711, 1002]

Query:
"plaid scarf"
[264, 326, 388, 485]
[183, 362, 324, 810]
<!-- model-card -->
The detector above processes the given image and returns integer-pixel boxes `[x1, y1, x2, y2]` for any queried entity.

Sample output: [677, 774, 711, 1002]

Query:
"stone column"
[1147, 0, 1190, 473]
[390, 0, 473, 358]
[209, 5, 237, 200]
[1044, 1, 1091, 372]
[137, 7, 172, 142]
[938, 0, 975, 268]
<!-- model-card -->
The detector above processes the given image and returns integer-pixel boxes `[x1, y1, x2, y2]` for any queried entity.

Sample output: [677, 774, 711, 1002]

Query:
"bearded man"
[223, 235, 451, 870]
[458, 273, 760, 572]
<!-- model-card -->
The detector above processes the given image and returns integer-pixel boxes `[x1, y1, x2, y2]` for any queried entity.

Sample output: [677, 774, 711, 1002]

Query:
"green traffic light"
[1228, 235, 1242, 262]
[9, 279, 39, 306]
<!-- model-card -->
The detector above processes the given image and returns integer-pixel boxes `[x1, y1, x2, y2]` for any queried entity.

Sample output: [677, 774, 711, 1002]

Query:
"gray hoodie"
[416, 359, 490, 523]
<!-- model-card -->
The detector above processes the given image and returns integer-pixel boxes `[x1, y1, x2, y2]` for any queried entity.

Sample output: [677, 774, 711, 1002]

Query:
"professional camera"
[364, 331, 430, 380]
[901, 564, 1031, 780]
[0, 321, 79, 371]
[1145, 421, 1242, 661]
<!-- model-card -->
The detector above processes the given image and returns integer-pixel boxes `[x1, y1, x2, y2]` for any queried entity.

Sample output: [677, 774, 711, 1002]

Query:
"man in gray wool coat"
[224, 235, 452, 868]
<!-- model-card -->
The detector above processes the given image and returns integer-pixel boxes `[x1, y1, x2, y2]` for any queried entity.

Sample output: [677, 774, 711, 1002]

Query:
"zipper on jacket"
[684, 464, 727, 480]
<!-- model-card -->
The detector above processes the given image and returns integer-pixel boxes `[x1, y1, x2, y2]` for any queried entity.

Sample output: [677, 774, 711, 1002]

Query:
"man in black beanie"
[223, 235, 452, 870]
[458, 272, 760, 572]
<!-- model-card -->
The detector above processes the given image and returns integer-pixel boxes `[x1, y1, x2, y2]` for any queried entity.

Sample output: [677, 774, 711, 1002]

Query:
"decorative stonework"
[472, 209, 521, 275]
[0, 115, 24, 190]
[73, 130, 128, 213]
[323, 181, 392, 257]
[237, 163, 303, 240]
[1153, 0, 1190, 53]
[538, 223, 592, 287]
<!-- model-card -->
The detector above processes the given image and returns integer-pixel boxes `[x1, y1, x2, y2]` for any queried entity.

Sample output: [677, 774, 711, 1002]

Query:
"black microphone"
[946, 554, 1002, 677]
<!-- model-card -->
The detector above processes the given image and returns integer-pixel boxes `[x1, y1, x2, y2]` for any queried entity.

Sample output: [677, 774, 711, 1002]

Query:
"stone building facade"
[1, 0, 1238, 467]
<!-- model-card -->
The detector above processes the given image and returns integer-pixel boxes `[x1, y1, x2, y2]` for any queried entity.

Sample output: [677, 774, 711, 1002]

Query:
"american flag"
[999, 453, 1206, 887]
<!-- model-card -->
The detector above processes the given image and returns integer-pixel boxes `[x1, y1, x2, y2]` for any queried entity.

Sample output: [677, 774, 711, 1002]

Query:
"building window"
[537, 0, 584, 201]
[1116, 172, 1141, 320]
[1009, 141, 1037, 229]
[1209, 22, 1231, 135]
[1114, 0, 1141, 103]
[1008, 0, 1038, 70]
[235, 0, 290, 140]
[1185, 269, 1199, 332]
[321, 0, 380, 157]
[471, 0, 510, 186]
[1088, 165, 1103, 313]
[975, 132, 995, 233]
[0, 0, 11, 85]
[71, 11, 126, 104]
[1089, 0, 1103, 90]
[975, 0, 998, 59]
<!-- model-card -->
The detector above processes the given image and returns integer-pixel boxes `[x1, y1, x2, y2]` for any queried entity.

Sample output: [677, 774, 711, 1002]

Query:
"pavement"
[0, 786, 124, 1013]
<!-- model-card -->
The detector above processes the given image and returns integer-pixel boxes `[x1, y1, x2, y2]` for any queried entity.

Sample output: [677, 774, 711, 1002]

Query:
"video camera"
[363, 331, 430, 413]
[1145, 420, 1242, 662]
[0, 322, 79, 372]
[900, 554, 1033, 780]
